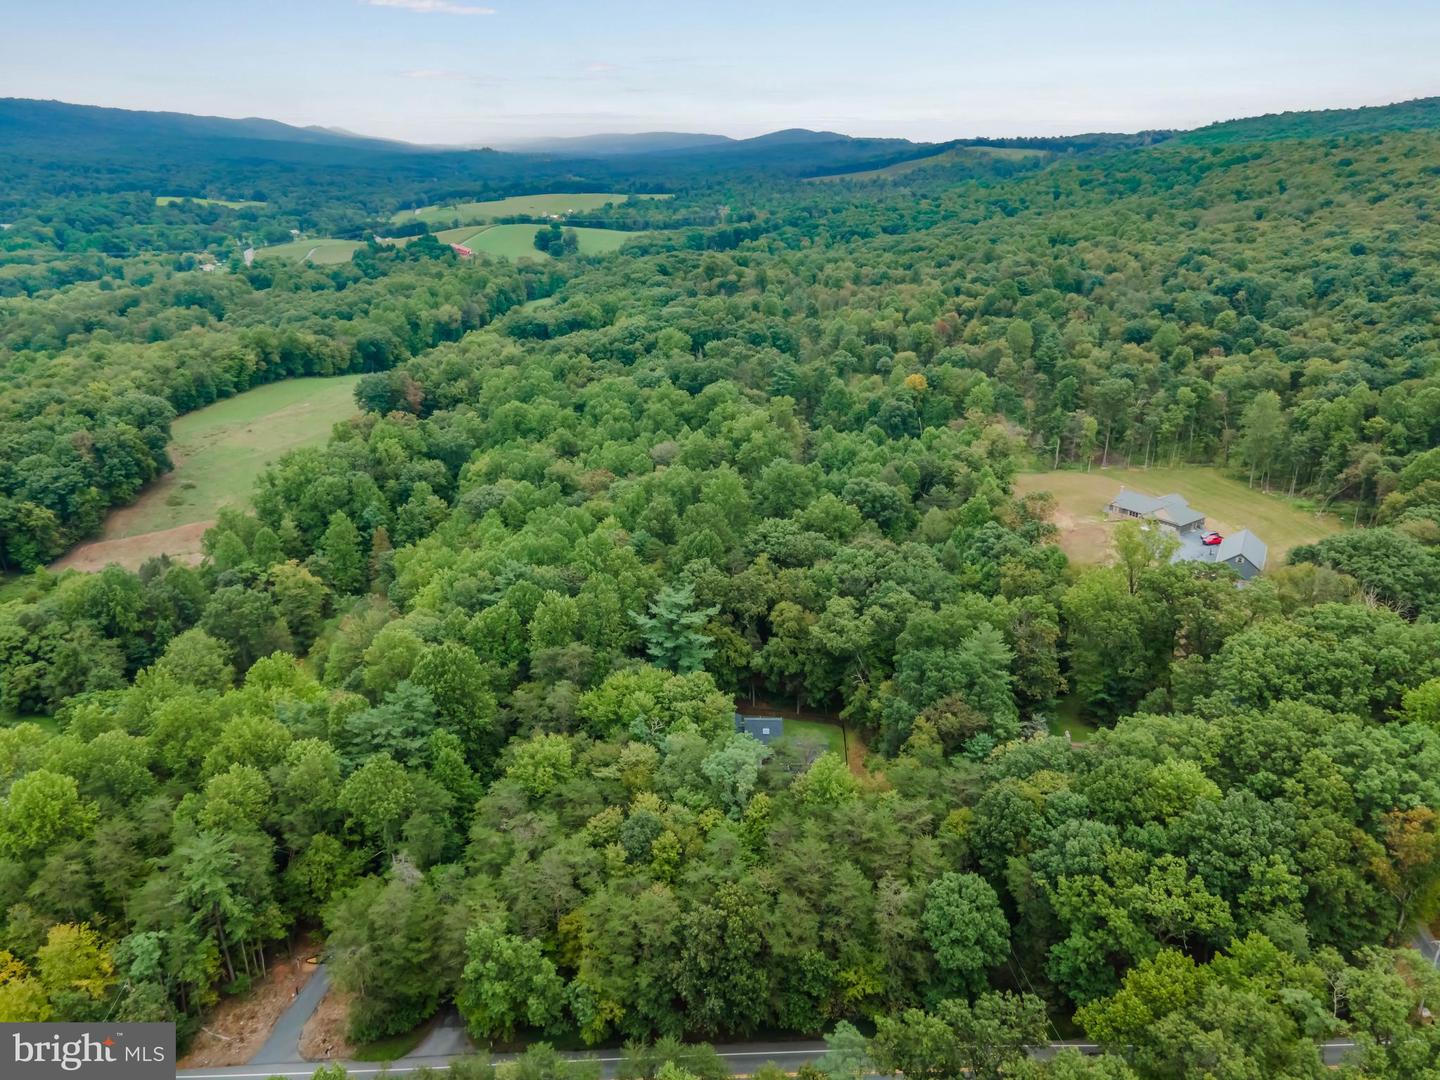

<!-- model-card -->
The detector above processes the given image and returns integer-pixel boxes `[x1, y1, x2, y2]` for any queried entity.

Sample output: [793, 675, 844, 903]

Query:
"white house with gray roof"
[1105, 487, 1268, 577]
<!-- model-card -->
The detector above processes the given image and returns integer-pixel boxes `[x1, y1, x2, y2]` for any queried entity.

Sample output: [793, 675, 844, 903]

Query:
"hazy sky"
[3, 0, 1438, 145]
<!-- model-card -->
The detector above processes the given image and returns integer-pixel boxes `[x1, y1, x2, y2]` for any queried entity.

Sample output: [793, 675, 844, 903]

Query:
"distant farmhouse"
[1106, 488, 1268, 579]
[735, 713, 785, 744]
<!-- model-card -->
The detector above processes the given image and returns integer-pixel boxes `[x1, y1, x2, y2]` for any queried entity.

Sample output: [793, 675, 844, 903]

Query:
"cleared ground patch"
[1014, 466, 1345, 566]
[255, 238, 365, 264]
[809, 145, 1048, 182]
[176, 941, 320, 1069]
[392, 191, 669, 228]
[54, 376, 361, 572]
[156, 195, 265, 208]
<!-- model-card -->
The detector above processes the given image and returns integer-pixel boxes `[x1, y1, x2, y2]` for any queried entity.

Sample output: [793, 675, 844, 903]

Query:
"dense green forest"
[1, 97, 1440, 1080]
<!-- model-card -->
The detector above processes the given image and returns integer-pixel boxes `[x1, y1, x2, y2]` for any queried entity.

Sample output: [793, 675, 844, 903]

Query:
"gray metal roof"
[735, 714, 785, 743]
[1108, 489, 1201, 521]
[1108, 489, 1164, 515]
[1154, 504, 1206, 528]
[1217, 529, 1267, 570]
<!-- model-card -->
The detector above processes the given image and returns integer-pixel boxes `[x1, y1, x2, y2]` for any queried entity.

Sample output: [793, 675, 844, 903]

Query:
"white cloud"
[584, 63, 619, 74]
[363, 0, 495, 14]
[399, 68, 462, 80]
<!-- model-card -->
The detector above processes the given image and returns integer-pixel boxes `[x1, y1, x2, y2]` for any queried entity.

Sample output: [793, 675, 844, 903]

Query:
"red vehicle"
[1201, 532, 1223, 546]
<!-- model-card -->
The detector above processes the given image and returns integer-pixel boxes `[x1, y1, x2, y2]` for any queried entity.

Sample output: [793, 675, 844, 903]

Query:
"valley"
[2, 74, 1440, 1080]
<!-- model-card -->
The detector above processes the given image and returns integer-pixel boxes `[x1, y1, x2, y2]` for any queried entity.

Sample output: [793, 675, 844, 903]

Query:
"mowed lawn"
[255, 238, 365, 264]
[53, 376, 361, 572]
[782, 717, 846, 756]
[391, 191, 669, 228]
[1014, 466, 1345, 566]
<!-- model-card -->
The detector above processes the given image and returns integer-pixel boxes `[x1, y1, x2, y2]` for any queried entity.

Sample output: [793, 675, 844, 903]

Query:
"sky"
[2, 0, 1438, 146]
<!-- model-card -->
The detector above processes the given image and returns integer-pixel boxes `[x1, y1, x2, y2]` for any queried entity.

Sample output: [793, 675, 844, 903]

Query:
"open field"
[432, 225, 486, 245]
[255, 238, 365, 264]
[391, 191, 669, 228]
[53, 376, 361, 572]
[460, 224, 642, 259]
[1014, 466, 1346, 566]
[809, 145, 1048, 182]
[287, 226, 640, 262]
[156, 195, 265, 208]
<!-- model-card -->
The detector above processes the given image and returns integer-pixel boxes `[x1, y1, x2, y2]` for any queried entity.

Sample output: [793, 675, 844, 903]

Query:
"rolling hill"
[1179, 95, 1440, 144]
[0, 98, 415, 154]
[493, 132, 734, 155]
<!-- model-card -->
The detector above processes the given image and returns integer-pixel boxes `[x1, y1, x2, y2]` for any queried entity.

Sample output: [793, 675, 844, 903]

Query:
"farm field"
[289, 226, 641, 262]
[156, 195, 265, 208]
[53, 375, 362, 572]
[809, 144, 1047, 182]
[1014, 465, 1345, 566]
[391, 191, 670, 228]
[460, 224, 642, 259]
[432, 225, 484, 245]
[255, 238, 365, 263]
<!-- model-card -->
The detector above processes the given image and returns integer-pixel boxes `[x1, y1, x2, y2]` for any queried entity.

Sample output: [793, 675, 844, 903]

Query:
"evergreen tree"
[318, 511, 365, 595]
[633, 584, 718, 674]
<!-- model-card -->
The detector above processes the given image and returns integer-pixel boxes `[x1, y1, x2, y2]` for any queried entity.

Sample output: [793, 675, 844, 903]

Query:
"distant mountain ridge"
[5, 95, 1440, 209]
[493, 132, 734, 155]
[0, 98, 414, 153]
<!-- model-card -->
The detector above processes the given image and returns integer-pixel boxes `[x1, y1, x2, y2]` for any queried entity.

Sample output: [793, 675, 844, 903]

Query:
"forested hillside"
[1, 100, 1439, 1079]
[1181, 94, 1440, 144]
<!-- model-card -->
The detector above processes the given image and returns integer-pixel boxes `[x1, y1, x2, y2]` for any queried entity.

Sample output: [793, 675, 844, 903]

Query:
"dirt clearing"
[299, 985, 357, 1061]
[178, 945, 320, 1068]
[51, 521, 211, 573]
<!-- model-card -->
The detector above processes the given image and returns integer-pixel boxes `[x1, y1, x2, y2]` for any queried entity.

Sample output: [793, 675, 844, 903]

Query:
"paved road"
[186, 932, 1440, 1079]
[248, 965, 331, 1066]
[174, 1036, 1369, 1079]
[1416, 926, 1440, 969]
[186, 1041, 831, 1080]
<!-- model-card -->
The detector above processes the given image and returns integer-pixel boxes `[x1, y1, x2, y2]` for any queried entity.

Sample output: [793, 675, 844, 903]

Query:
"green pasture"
[391, 192, 669, 228]
[255, 238, 365, 264]
[114, 375, 363, 537]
